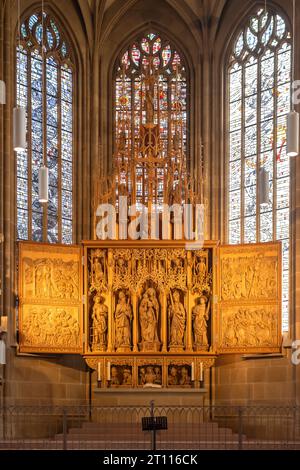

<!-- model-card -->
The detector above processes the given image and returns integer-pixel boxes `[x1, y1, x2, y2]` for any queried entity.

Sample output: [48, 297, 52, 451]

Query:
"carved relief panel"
[17, 240, 282, 363]
[18, 242, 82, 353]
[218, 243, 281, 353]
[84, 241, 215, 356]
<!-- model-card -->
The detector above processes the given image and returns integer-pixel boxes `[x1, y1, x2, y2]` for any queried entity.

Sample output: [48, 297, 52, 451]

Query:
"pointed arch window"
[16, 11, 74, 243]
[227, 8, 291, 330]
[113, 32, 188, 210]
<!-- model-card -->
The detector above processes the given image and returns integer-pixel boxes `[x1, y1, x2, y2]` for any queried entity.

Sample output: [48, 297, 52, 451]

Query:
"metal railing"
[0, 404, 299, 450]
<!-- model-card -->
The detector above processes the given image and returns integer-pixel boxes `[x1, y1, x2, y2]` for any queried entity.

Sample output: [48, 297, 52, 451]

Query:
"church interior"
[0, 0, 300, 450]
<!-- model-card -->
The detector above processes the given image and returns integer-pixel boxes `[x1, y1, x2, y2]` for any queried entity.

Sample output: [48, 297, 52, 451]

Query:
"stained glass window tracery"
[114, 32, 187, 210]
[16, 11, 74, 244]
[227, 8, 291, 330]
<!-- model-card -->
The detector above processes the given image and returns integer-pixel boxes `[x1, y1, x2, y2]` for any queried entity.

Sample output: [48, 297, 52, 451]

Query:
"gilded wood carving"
[18, 240, 282, 383]
[218, 243, 281, 353]
[84, 242, 214, 356]
[18, 243, 82, 353]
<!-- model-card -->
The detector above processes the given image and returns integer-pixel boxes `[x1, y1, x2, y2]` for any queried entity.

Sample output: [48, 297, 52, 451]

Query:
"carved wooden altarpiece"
[18, 240, 282, 388]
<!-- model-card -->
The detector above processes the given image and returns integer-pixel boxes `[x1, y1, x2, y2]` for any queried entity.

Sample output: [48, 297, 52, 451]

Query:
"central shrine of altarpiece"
[17, 240, 282, 389]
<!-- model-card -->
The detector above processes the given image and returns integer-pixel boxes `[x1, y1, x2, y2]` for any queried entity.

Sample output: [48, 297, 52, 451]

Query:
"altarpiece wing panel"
[18, 242, 82, 353]
[218, 242, 282, 353]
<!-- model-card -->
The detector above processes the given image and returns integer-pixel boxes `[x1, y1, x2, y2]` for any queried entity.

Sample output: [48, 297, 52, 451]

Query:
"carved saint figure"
[154, 366, 162, 385]
[145, 85, 154, 124]
[168, 366, 178, 386]
[192, 296, 210, 350]
[144, 366, 156, 385]
[122, 367, 132, 385]
[93, 258, 105, 284]
[92, 296, 108, 350]
[139, 367, 146, 385]
[195, 257, 207, 277]
[111, 366, 120, 385]
[116, 257, 127, 276]
[168, 290, 186, 348]
[118, 130, 127, 153]
[173, 130, 180, 152]
[139, 287, 160, 346]
[114, 290, 132, 351]
[179, 366, 191, 386]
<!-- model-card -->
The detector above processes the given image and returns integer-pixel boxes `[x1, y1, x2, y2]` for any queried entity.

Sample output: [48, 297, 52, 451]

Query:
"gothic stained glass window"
[16, 12, 74, 244]
[114, 32, 187, 210]
[227, 9, 291, 330]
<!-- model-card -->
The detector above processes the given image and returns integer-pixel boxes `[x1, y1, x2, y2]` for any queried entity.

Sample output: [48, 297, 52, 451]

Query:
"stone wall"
[214, 354, 296, 405]
[3, 349, 88, 406]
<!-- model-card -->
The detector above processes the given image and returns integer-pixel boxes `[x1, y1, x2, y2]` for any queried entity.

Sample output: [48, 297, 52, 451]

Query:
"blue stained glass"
[277, 50, 291, 84]
[21, 23, 27, 38]
[17, 209, 28, 240]
[262, 16, 274, 44]
[261, 90, 274, 120]
[48, 184, 58, 215]
[228, 8, 291, 331]
[17, 177, 28, 209]
[260, 55, 274, 91]
[32, 210, 43, 241]
[244, 216, 256, 243]
[62, 131, 72, 161]
[17, 84, 28, 108]
[46, 60, 58, 96]
[61, 42, 67, 57]
[46, 96, 58, 127]
[47, 220, 59, 244]
[17, 151, 28, 178]
[29, 14, 38, 30]
[47, 29, 54, 48]
[244, 185, 256, 216]
[49, 168, 58, 187]
[61, 68, 72, 102]
[62, 190, 72, 219]
[31, 90, 43, 122]
[260, 120, 273, 150]
[244, 61, 257, 96]
[62, 219, 73, 244]
[62, 160, 72, 189]
[32, 151, 43, 168]
[50, 20, 60, 42]
[32, 120, 43, 150]
[17, 50, 28, 85]
[35, 24, 43, 44]
[62, 100, 72, 131]
[17, 13, 76, 245]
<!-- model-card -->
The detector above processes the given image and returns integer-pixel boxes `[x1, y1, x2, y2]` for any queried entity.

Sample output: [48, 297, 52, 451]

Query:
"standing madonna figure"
[139, 287, 161, 352]
[168, 290, 186, 351]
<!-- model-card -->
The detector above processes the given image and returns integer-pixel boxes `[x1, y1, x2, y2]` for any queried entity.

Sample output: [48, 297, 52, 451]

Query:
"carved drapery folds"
[18, 241, 282, 367]
[85, 244, 214, 355]
[218, 243, 281, 353]
[18, 243, 82, 353]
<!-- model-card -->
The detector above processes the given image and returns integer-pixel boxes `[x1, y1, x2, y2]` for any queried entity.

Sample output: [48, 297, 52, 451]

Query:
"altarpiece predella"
[18, 240, 282, 389]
